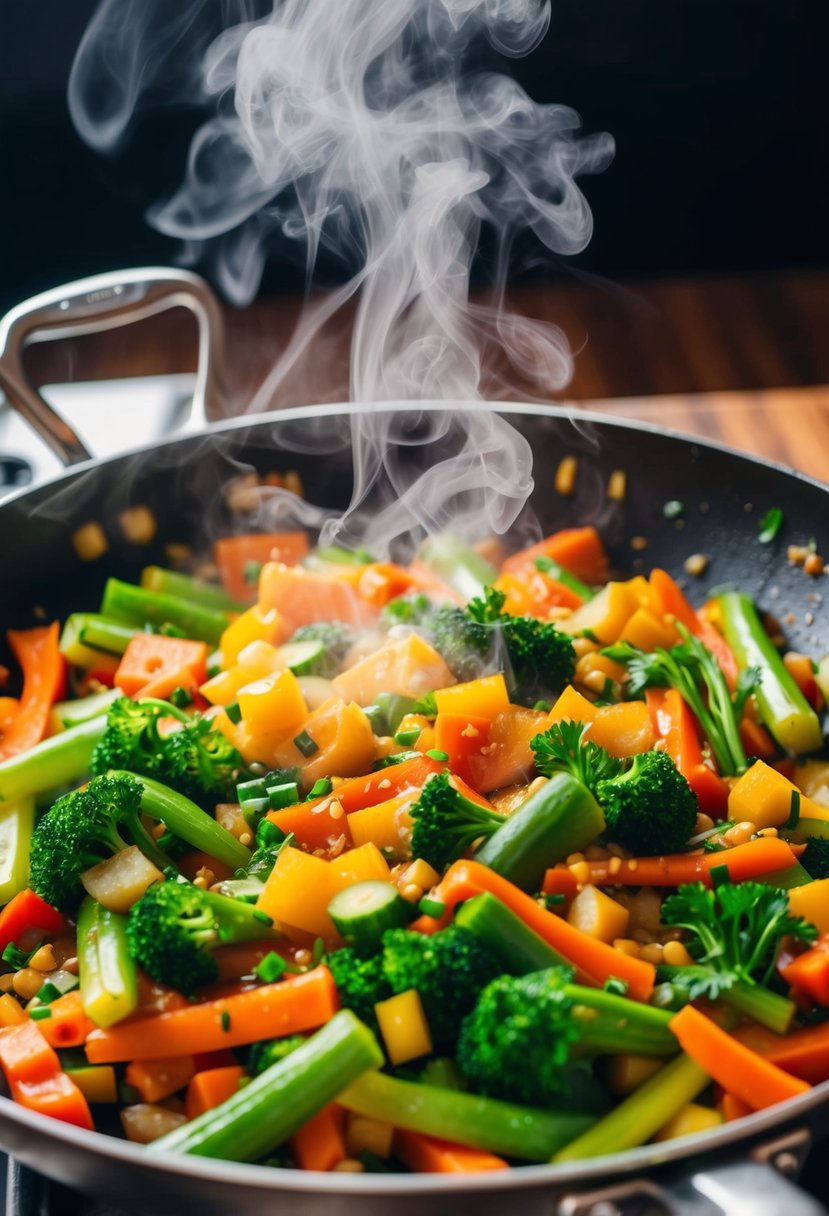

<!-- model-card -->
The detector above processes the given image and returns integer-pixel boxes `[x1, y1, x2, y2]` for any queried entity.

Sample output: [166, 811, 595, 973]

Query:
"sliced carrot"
[0, 889, 68, 951]
[779, 936, 829, 1006]
[0, 624, 65, 761]
[355, 563, 417, 609]
[37, 991, 94, 1050]
[502, 526, 609, 584]
[114, 634, 208, 699]
[734, 1021, 829, 1085]
[0, 1020, 93, 1130]
[85, 965, 338, 1063]
[434, 714, 491, 789]
[669, 1004, 810, 1111]
[720, 1092, 753, 1122]
[542, 836, 803, 892]
[125, 1055, 196, 1103]
[650, 569, 739, 687]
[739, 716, 776, 761]
[646, 688, 729, 816]
[185, 1065, 245, 1121]
[418, 860, 655, 1002]
[214, 532, 310, 603]
[394, 1129, 509, 1173]
[494, 569, 583, 617]
[290, 1103, 347, 1171]
[258, 563, 377, 630]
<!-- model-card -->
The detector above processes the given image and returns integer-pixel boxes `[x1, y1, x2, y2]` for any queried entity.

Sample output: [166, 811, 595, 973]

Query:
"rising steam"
[69, 0, 613, 553]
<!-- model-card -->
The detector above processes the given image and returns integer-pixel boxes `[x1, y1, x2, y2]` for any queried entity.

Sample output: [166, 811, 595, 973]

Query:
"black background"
[1, 1, 827, 312]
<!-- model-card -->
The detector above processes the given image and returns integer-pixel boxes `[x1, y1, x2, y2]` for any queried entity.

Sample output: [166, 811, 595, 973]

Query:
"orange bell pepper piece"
[0, 1020, 93, 1130]
[214, 532, 310, 603]
[0, 624, 65, 761]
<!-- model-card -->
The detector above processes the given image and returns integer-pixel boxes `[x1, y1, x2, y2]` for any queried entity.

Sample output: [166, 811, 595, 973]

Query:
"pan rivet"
[773, 1151, 800, 1178]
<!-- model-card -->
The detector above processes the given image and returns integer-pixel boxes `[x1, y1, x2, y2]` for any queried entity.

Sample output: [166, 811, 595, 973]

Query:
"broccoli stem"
[473, 772, 606, 891]
[148, 1010, 382, 1161]
[77, 898, 138, 1029]
[0, 713, 107, 805]
[552, 1052, 710, 1162]
[717, 591, 823, 754]
[140, 567, 245, 613]
[109, 771, 251, 871]
[338, 1070, 595, 1161]
[101, 578, 230, 646]
[419, 532, 498, 601]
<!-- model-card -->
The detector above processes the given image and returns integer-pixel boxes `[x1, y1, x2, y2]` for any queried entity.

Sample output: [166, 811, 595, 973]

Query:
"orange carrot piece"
[212, 940, 292, 983]
[214, 532, 310, 603]
[114, 634, 208, 699]
[258, 563, 377, 630]
[502, 526, 609, 584]
[85, 965, 338, 1063]
[420, 860, 655, 1001]
[355, 563, 417, 609]
[0, 697, 19, 733]
[125, 1055, 196, 1104]
[185, 1065, 246, 1121]
[0, 624, 65, 761]
[646, 688, 729, 816]
[734, 1020, 829, 1085]
[739, 716, 776, 760]
[37, 991, 94, 1050]
[783, 653, 822, 710]
[394, 1129, 509, 1173]
[434, 714, 491, 789]
[290, 1103, 347, 1171]
[669, 1004, 810, 1110]
[649, 569, 739, 687]
[542, 836, 803, 892]
[0, 1020, 93, 1130]
[494, 569, 583, 617]
[720, 1092, 753, 1122]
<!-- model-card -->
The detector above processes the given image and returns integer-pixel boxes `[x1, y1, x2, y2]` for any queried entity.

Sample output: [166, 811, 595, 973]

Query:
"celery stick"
[78, 898, 138, 1029]
[101, 579, 229, 646]
[0, 797, 35, 905]
[50, 688, 121, 734]
[0, 713, 106, 805]
[419, 532, 498, 601]
[552, 1053, 709, 1162]
[149, 1010, 382, 1161]
[140, 567, 245, 613]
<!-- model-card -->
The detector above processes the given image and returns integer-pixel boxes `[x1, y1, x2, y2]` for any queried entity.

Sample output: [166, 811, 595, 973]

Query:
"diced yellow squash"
[330, 842, 391, 890]
[346, 1115, 395, 1159]
[332, 633, 456, 705]
[80, 846, 165, 914]
[201, 639, 286, 705]
[220, 604, 287, 667]
[348, 794, 415, 857]
[794, 760, 829, 809]
[374, 989, 433, 1064]
[67, 1065, 118, 1104]
[567, 885, 630, 943]
[626, 575, 659, 613]
[267, 699, 376, 785]
[729, 759, 829, 830]
[215, 802, 250, 842]
[604, 1054, 663, 1096]
[256, 846, 336, 940]
[619, 608, 680, 652]
[558, 582, 640, 644]
[590, 702, 655, 759]
[433, 673, 510, 721]
[788, 879, 829, 935]
[654, 1103, 723, 1142]
[398, 858, 441, 893]
[238, 668, 309, 754]
[548, 685, 598, 726]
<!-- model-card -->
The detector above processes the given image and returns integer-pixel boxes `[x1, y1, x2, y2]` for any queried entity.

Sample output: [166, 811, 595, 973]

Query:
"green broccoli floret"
[380, 593, 435, 629]
[428, 604, 492, 682]
[28, 773, 169, 911]
[288, 622, 354, 677]
[126, 880, 276, 995]
[530, 720, 697, 855]
[801, 838, 829, 880]
[91, 697, 246, 807]
[381, 925, 503, 1054]
[326, 947, 391, 1034]
[246, 1034, 305, 1077]
[409, 771, 505, 871]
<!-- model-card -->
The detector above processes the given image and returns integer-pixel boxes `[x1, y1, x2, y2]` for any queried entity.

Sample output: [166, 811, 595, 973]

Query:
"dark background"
[1, 0, 827, 314]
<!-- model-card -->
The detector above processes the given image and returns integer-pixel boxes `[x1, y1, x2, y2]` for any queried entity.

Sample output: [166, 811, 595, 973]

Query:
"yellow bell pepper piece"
[590, 702, 655, 759]
[256, 846, 336, 940]
[433, 673, 510, 721]
[549, 685, 598, 726]
[374, 989, 433, 1065]
[268, 699, 376, 785]
[67, 1065, 118, 1104]
[331, 843, 391, 890]
[332, 633, 456, 706]
[619, 608, 680, 652]
[654, 1103, 723, 1142]
[201, 639, 285, 706]
[567, 885, 630, 944]
[729, 759, 829, 830]
[788, 879, 829, 935]
[559, 581, 640, 644]
[238, 668, 309, 755]
[348, 794, 415, 856]
[219, 604, 286, 667]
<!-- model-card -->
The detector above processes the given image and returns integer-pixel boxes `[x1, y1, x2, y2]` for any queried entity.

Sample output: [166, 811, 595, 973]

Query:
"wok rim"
[3, 397, 829, 1193]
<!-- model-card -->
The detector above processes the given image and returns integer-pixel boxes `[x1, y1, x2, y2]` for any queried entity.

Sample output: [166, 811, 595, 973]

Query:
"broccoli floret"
[456, 968, 580, 1105]
[289, 622, 354, 677]
[126, 879, 276, 994]
[409, 771, 505, 871]
[428, 604, 492, 682]
[326, 947, 391, 1034]
[530, 720, 697, 855]
[802, 838, 829, 880]
[91, 697, 246, 807]
[28, 773, 168, 911]
[380, 593, 435, 629]
[247, 1034, 305, 1077]
[381, 925, 503, 1054]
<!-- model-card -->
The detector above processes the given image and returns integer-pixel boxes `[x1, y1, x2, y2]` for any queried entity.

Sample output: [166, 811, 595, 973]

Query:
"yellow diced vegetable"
[559, 581, 640, 644]
[375, 989, 433, 1065]
[332, 633, 456, 705]
[549, 685, 598, 726]
[346, 1114, 395, 1159]
[619, 608, 680, 652]
[729, 760, 829, 830]
[604, 1053, 663, 1096]
[654, 1102, 723, 1142]
[348, 795, 415, 857]
[238, 668, 309, 754]
[567, 885, 630, 944]
[219, 605, 286, 667]
[331, 843, 392, 890]
[398, 858, 441, 893]
[789, 879, 829, 935]
[256, 846, 336, 940]
[0, 994, 26, 1028]
[80, 846, 165, 915]
[69, 1065, 118, 1104]
[433, 673, 510, 721]
[201, 639, 285, 705]
[794, 760, 829, 808]
[268, 699, 376, 784]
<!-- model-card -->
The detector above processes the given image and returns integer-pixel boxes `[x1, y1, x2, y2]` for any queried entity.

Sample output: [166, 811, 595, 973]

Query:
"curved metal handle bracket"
[0, 267, 225, 467]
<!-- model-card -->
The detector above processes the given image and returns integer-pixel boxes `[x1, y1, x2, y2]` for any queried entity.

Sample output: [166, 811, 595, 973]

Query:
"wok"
[0, 269, 828, 1215]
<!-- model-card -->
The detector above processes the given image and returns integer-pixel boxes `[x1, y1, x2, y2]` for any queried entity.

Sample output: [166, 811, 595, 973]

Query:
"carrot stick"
[214, 532, 310, 603]
[669, 1004, 811, 1110]
[418, 860, 655, 1002]
[650, 569, 739, 687]
[720, 1092, 753, 1122]
[542, 836, 803, 892]
[37, 991, 94, 1049]
[733, 1021, 829, 1085]
[185, 1065, 246, 1120]
[290, 1103, 347, 1171]
[213, 940, 292, 983]
[0, 624, 65, 761]
[502, 527, 609, 584]
[646, 688, 729, 816]
[394, 1129, 509, 1173]
[0, 1020, 93, 1129]
[125, 1055, 196, 1103]
[85, 965, 338, 1063]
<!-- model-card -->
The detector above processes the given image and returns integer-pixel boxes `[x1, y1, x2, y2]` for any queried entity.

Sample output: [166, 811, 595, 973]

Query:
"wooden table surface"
[19, 270, 829, 485]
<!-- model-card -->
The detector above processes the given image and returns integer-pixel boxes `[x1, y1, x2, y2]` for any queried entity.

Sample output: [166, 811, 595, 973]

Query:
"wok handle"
[0, 267, 225, 467]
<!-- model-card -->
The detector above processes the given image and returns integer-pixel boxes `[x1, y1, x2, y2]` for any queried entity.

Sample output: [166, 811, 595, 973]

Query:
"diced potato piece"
[794, 760, 829, 809]
[590, 702, 655, 759]
[80, 846, 165, 914]
[654, 1103, 723, 1142]
[729, 760, 829, 830]
[121, 1104, 187, 1144]
[348, 794, 415, 857]
[333, 633, 456, 705]
[567, 885, 630, 943]
[558, 582, 640, 644]
[433, 673, 510, 721]
[375, 989, 433, 1064]
[215, 803, 250, 842]
[346, 1114, 395, 1159]
[789, 879, 829, 935]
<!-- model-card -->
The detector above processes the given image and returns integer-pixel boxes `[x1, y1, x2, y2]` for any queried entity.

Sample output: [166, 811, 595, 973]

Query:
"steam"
[69, 0, 613, 553]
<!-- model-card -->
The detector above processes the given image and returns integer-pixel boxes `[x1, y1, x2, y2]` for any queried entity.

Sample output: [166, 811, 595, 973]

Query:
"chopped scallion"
[293, 730, 319, 758]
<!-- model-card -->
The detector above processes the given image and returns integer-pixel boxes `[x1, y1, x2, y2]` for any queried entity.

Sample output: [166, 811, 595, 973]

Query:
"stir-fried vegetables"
[0, 524, 827, 1175]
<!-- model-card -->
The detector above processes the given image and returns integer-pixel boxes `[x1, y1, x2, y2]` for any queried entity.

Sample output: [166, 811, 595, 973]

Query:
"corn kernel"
[375, 989, 433, 1065]
[555, 456, 578, 496]
[0, 994, 25, 1026]
[118, 505, 157, 545]
[662, 941, 695, 967]
[28, 945, 56, 972]
[607, 469, 627, 501]
[72, 521, 108, 563]
[346, 1115, 395, 1159]
[12, 968, 45, 1001]
[613, 939, 641, 958]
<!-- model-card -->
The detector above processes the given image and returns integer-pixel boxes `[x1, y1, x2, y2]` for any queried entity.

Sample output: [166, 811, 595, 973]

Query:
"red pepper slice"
[646, 687, 730, 817]
[0, 889, 69, 952]
[0, 624, 66, 762]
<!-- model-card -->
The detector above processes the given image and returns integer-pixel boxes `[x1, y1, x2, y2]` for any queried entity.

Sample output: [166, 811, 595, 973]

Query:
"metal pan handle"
[0, 267, 225, 467]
